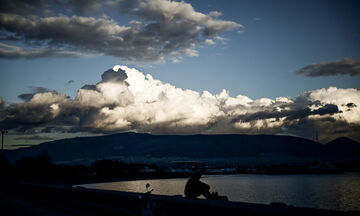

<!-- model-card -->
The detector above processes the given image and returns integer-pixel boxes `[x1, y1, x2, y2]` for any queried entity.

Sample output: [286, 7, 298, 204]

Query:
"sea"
[80, 172, 360, 211]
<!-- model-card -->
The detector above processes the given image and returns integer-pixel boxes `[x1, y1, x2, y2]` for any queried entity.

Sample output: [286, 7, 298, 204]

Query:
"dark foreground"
[1, 182, 359, 216]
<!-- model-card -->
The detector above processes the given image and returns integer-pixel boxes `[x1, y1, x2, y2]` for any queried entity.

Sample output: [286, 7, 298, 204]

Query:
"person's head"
[191, 170, 203, 180]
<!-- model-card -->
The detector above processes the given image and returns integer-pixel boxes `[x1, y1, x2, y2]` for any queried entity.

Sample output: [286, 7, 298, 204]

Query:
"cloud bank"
[296, 58, 360, 77]
[0, 0, 241, 62]
[1, 66, 360, 142]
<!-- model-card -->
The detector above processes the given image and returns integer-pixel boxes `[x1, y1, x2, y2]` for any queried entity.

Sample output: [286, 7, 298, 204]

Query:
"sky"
[0, 0, 359, 148]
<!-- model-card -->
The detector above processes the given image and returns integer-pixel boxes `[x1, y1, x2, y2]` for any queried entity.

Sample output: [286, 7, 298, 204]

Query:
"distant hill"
[325, 137, 360, 159]
[4, 133, 360, 165]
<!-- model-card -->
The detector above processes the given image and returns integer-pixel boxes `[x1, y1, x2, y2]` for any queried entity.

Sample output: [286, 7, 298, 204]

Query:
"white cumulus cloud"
[1, 66, 359, 142]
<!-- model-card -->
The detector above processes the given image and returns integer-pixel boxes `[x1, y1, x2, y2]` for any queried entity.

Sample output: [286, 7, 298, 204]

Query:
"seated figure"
[184, 171, 221, 199]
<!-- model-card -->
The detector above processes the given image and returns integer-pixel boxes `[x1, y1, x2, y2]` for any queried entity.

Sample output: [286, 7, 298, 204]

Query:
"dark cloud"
[11, 144, 37, 147]
[18, 86, 54, 101]
[101, 68, 127, 83]
[0, 43, 84, 59]
[0, 0, 102, 16]
[80, 84, 96, 90]
[65, 0, 103, 15]
[0, 0, 49, 16]
[311, 104, 339, 116]
[66, 80, 75, 85]
[296, 58, 360, 77]
[232, 103, 339, 123]
[14, 135, 53, 141]
[0, 0, 241, 62]
[28, 86, 52, 92]
[17, 94, 35, 101]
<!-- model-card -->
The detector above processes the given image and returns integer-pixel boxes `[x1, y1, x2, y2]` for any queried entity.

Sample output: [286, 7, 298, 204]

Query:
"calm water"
[80, 173, 360, 211]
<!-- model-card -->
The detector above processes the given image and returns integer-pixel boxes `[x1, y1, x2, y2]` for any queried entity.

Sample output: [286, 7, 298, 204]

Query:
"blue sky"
[1, 0, 359, 102]
[0, 0, 359, 147]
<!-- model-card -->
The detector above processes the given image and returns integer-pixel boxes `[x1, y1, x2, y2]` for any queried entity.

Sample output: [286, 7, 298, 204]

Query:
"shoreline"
[1, 181, 358, 216]
[73, 171, 359, 186]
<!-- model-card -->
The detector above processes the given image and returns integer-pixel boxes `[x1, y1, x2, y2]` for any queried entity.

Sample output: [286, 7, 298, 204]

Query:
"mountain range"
[4, 133, 360, 165]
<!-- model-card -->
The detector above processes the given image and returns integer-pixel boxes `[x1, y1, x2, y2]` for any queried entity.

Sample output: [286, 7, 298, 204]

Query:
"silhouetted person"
[184, 171, 219, 199]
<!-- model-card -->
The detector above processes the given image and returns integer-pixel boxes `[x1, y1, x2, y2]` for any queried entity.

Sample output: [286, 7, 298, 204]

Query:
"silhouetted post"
[1, 130, 8, 154]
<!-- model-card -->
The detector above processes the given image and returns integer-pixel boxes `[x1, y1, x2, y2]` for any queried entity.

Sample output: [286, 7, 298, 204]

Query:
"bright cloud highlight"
[1, 66, 359, 142]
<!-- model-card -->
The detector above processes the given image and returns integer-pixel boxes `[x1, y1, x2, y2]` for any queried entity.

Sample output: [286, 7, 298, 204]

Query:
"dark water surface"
[80, 173, 360, 211]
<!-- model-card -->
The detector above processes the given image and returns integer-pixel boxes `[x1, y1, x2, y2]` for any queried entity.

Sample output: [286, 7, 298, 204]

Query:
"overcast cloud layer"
[296, 58, 360, 77]
[1, 66, 359, 143]
[0, 0, 240, 62]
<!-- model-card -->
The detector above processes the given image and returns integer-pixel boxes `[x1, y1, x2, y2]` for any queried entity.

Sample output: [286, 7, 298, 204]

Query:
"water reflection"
[83, 178, 188, 196]
[80, 173, 360, 211]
